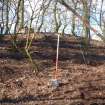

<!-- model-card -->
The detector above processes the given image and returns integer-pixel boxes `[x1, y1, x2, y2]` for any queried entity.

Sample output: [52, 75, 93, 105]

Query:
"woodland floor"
[0, 33, 105, 105]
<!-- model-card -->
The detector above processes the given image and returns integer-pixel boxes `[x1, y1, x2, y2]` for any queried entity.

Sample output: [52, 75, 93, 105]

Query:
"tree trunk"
[14, 0, 24, 34]
[5, 0, 9, 34]
[19, 0, 24, 29]
[1, 0, 4, 35]
[37, 0, 51, 32]
[71, 14, 76, 36]
[54, 1, 61, 33]
[71, 0, 78, 36]
[100, 0, 104, 27]
[82, 0, 90, 45]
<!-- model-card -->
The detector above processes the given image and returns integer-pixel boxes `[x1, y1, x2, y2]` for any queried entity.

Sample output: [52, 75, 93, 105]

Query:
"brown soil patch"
[0, 34, 105, 105]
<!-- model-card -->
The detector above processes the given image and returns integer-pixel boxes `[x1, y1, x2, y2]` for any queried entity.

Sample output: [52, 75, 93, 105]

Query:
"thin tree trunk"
[82, 0, 90, 45]
[14, 0, 24, 34]
[71, 14, 76, 36]
[14, 0, 21, 34]
[37, 0, 51, 32]
[54, 1, 61, 33]
[1, 0, 4, 35]
[71, 0, 78, 36]
[19, 0, 24, 29]
[5, 0, 9, 34]
[100, 0, 104, 27]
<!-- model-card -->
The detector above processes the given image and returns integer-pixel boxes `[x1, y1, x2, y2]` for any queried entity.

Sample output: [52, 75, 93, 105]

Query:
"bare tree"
[19, 0, 24, 29]
[53, 1, 62, 33]
[37, 0, 51, 32]
[80, 0, 91, 45]
[0, 0, 5, 35]
[5, 0, 9, 34]
[71, 0, 78, 36]
[100, 0, 104, 27]
[14, 0, 21, 34]
[57, 0, 105, 42]
[61, 10, 68, 35]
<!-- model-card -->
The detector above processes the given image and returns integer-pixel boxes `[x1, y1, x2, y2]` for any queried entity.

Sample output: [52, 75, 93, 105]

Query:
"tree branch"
[57, 0, 105, 41]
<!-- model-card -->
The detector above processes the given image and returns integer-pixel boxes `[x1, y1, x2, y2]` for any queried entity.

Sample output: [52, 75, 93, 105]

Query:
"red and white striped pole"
[55, 33, 60, 79]
[51, 33, 60, 87]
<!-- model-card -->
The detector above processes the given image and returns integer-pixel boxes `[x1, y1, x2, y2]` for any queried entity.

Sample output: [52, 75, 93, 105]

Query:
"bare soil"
[0, 33, 105, 105]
